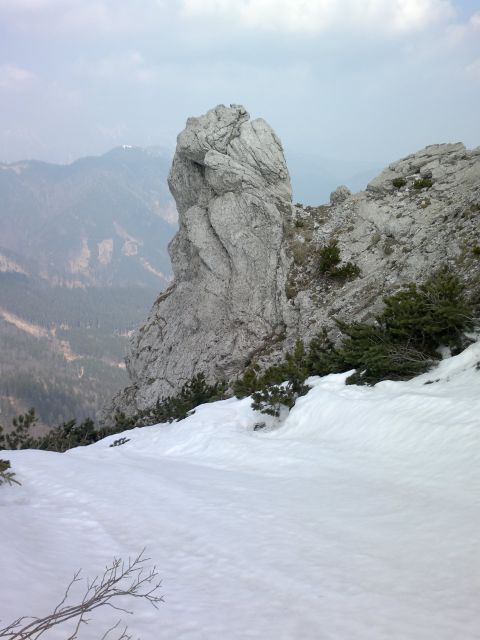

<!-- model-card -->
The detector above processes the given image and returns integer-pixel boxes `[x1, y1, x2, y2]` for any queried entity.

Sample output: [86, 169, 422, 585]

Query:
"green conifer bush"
[381, 267, 473, 353]
[413, 177, 433, 189]
[0, 374, 226, 453]
[235, 340, 310, 416]
[329, 262, 361, 281]
[36, 417, 107, 452]
[0, 408, 37, 450]
[137, 374, 226, 426]
[236, 267, 475, 416]
[0, 459, 20, 486]
[318, 241, 341, 274]
[0, 410, 113, 453]
[315, 267, 474, 385]
[317, 241, 360, 281]
[331, 321, 433, 384]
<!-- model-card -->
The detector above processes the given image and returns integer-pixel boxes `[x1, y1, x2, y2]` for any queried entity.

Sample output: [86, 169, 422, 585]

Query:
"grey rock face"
[285, 142, 480, 347]
[108, 105, 480, 421]
[109, 105, 292, 416]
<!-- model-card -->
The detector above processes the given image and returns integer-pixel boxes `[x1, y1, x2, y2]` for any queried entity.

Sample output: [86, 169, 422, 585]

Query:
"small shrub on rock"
[317, 241, 360, 281]
[392, 177, 407, 188]
[329, 261, 361, 281]
[318, 241, 341, 274]
[413, 178, 433, 190]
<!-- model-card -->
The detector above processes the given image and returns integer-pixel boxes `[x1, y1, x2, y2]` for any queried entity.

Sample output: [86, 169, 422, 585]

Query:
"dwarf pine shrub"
[137, 374, 226, 425]
[0, 408, 37, 450]
[329, 262, 361, 281]
[317, 241, 360, 281]
[413, 177, 433, 189]
[316, 267, 474, 385]
[318, 241, 341, 274]
[330, 321, 434, 385]
[236, 267, 475, 416]
[0, 409, 116, 453]
[36, 417, 110, 452]
[235, 340, 310, 416]
[0, 459, 20, 486]
[251, 382, 300, 417]
[381, 266, 473, 353]
[0, 374, 227, 453]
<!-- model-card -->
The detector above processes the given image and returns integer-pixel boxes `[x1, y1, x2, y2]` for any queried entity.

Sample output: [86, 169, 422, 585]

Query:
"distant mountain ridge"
[0, 146, 177, 429]
[0, 145, 177, 289]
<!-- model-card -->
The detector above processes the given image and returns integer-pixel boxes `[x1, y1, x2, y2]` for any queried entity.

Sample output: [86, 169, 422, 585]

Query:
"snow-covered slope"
[1, 343, 480, 639]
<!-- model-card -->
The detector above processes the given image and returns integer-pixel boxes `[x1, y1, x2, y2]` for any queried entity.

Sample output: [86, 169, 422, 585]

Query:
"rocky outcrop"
[107, 105, 480, 420]
[283, 142, 480, 346]
[109, 105, 292, 416]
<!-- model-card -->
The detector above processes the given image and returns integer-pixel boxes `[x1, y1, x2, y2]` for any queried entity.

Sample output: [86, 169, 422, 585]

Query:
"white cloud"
[181, 0, 454, 34]
[0, 0, 59, 9]
[77, 51, 159, 84]
[0, 0, 459, 38]
[0, 0, 172, 36]
[469, 11, 480, 30]
[0, 63, 34, 88]
[445, 10, 480, 52]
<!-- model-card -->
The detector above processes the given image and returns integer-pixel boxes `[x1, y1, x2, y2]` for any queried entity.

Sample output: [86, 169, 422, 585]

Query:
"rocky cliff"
[108, 105, 480, 419]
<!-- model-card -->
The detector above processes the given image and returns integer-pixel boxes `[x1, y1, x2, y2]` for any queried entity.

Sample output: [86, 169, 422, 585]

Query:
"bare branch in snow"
[0, 549, 163, 640]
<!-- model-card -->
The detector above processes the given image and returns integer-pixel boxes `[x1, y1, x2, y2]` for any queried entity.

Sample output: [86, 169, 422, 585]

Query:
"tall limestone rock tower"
[108, 104, 480, 422]
[111, 104, 292, 417]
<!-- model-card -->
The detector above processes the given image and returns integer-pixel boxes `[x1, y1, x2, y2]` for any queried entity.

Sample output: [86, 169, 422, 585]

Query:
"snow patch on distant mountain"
[0, 253, 27, 275]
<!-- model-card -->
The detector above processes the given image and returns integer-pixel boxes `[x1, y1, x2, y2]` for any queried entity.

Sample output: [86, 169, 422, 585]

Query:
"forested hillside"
[0, 272, 159, 428]
[0, 146, 176, 288]
[0, 148, 176, 429]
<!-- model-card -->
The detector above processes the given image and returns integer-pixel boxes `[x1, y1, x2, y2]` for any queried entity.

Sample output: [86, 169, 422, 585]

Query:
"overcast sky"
[1, 0, 479, 191]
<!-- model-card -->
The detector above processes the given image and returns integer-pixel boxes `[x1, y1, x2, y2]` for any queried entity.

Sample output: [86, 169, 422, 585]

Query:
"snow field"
[1, 342, 480, 639]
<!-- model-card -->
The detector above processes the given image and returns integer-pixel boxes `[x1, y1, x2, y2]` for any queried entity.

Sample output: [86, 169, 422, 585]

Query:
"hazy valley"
[0, 146, 177, 428]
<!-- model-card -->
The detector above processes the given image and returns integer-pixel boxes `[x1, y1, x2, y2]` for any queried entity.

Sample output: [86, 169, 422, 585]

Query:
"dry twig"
[0, 549, 163, 640]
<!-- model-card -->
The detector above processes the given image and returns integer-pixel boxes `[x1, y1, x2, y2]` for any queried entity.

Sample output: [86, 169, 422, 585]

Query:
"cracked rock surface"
[284, 142, 480, 346]
[108, 104, 292, 417]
